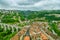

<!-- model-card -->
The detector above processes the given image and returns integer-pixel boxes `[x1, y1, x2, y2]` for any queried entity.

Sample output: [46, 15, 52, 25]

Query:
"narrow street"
[11, 22, 54, 40]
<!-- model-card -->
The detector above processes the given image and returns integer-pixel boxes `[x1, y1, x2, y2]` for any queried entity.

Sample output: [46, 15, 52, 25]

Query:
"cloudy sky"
[0, 0, 60, 10]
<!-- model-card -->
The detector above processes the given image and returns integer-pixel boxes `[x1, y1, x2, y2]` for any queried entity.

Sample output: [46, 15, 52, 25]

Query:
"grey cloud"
[16, 0, 42, 5]
[0, 0, 60, 10]
[0, 0, 9, 6]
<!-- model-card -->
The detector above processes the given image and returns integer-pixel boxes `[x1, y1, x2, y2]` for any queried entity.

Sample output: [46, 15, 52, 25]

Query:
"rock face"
[11, 22, 55, 40]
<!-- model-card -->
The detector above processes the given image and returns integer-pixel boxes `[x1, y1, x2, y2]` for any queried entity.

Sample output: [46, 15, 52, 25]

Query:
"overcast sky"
[0, 0, 60, 10]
